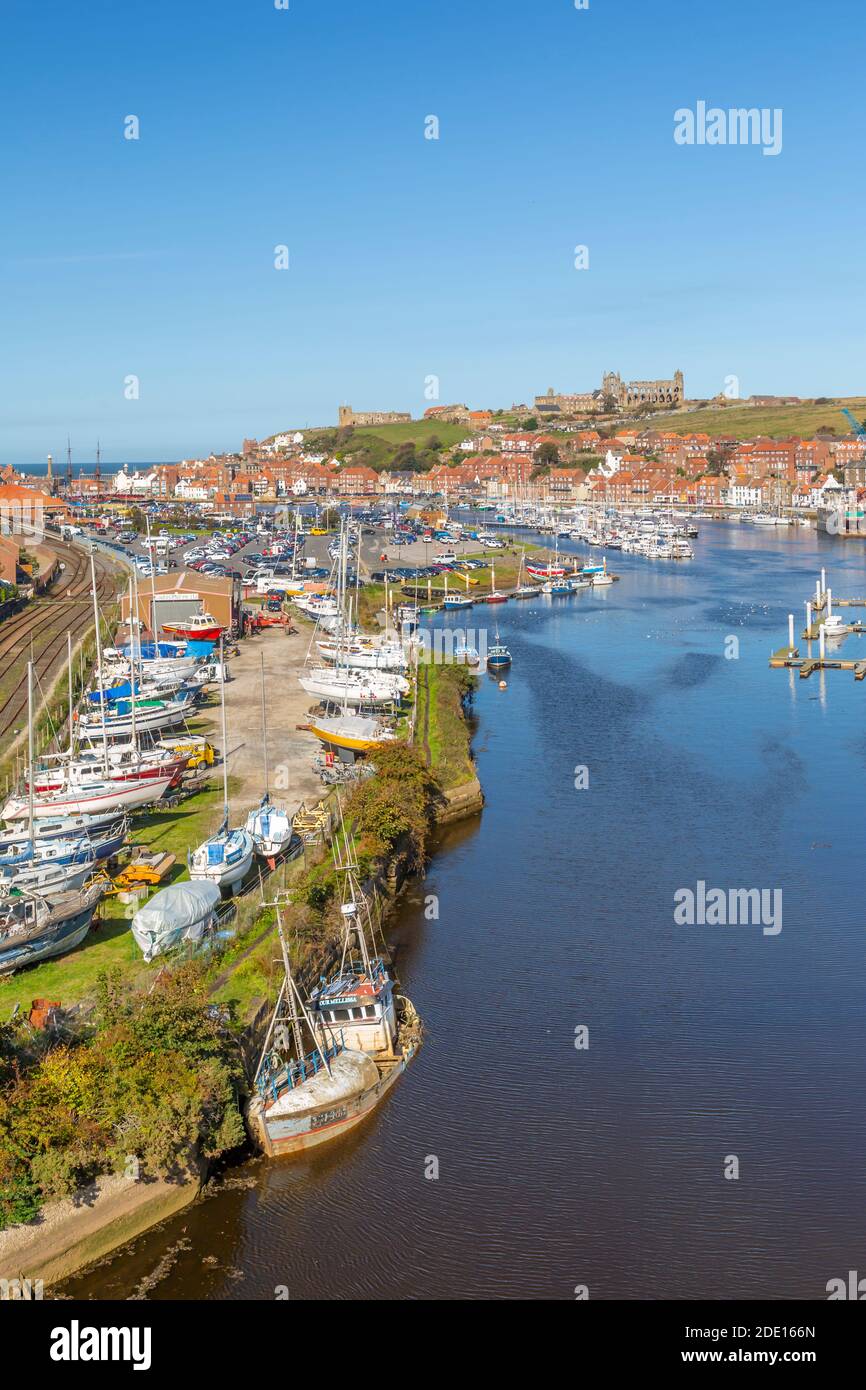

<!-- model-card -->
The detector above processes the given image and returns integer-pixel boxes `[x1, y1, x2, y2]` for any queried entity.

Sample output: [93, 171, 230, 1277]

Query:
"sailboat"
[512, 550, 536, 599]
[0, 664, 108, 951]
[300, 521, 409, 708]
[188, 639, 254, 892]
[486, 558, 508, 604]
[248, 842, 421, 1158]
[246, 653, 297, 865]
[0, 663, 94, 900]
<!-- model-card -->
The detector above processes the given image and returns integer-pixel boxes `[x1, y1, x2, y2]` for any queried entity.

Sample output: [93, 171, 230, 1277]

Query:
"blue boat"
[486, 630, 512, 670]
[0, 880, 106, 973]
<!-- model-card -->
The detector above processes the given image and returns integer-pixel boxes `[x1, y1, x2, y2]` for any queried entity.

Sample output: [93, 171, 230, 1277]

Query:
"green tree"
[535, 441, 560, 467]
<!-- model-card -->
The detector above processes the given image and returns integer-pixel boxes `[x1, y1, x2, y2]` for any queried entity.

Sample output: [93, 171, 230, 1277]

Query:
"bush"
[0, 966, 244, 1230]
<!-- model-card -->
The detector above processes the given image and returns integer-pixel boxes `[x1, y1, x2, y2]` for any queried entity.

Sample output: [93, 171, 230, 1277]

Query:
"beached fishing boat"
[248, 871, 420, 1158]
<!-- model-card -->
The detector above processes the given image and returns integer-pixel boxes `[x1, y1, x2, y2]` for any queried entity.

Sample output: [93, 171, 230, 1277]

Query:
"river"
[63, 520, 866, 1300]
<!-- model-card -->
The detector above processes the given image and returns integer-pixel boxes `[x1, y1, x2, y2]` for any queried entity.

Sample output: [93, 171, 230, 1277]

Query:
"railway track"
[0, 540, 121, 746]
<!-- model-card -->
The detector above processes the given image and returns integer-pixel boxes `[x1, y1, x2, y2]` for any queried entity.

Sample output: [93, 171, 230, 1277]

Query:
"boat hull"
[161, 623, 224, 642]
[2, 776, 173, 820]
[250, 1048, 418, 1158]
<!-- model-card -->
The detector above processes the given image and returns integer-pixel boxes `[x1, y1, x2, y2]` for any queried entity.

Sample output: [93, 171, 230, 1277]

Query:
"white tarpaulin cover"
[131, 880, 221, 962]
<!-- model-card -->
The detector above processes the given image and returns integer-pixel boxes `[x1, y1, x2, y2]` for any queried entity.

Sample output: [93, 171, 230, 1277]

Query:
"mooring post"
[819, 624, 826, 661]
[788, 614, 795, 651]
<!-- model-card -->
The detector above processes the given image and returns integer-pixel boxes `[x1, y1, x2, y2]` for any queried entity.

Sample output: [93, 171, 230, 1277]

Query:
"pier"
[771, 569, 866, 678]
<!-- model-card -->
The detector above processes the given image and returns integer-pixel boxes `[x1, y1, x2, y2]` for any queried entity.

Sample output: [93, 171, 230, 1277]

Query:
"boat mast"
[90, 549, 110, 774]
[260, 651, 269, 798]
[219, 635, 229, 830]
[144, 513, 158, 652]
[27, 660, 34, 846]
[276, 909, 332, 1076]
[127, 575, 137, 750]
[67, 631, 74, 758]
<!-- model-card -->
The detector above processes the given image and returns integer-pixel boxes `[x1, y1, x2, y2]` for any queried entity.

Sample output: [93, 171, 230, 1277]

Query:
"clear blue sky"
[1, 0, 863, 465]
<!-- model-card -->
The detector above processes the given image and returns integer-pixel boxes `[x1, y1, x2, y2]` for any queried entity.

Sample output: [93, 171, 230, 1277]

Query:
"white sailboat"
[189, 639, 254, 892]
[246, 653, 296, 864]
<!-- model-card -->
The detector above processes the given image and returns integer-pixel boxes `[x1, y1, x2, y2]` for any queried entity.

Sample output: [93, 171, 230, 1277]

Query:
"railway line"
[0, 540, 121, 747]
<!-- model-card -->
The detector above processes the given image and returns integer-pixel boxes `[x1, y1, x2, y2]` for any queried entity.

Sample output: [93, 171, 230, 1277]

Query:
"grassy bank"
[414, 661, 478, 790]
[640, 397, 866, 440]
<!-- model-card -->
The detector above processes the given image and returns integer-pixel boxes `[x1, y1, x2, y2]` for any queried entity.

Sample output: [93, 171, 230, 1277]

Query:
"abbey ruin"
[536, 370, 685, 417]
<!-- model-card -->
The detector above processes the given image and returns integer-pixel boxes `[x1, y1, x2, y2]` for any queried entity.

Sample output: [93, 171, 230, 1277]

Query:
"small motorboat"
[453, 643, 480, 667]
[161, 611, 226, 642]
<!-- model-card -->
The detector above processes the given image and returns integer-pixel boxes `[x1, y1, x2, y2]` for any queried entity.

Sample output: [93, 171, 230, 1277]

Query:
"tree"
[535, 441, 560, 467]
[601, 393, 618, 414]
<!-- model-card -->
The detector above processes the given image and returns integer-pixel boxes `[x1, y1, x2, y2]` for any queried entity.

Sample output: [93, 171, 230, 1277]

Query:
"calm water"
[64, 522, 866, 1300]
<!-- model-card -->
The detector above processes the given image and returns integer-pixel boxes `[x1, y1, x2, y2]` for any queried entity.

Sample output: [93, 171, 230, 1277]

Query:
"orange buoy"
[498, 680, 507, 690]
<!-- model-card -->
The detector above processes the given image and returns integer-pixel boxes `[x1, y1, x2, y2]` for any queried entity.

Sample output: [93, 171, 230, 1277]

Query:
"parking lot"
[79, 512, 514, 593]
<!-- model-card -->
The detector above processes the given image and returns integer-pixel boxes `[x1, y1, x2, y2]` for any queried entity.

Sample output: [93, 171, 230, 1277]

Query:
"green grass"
[347, 420, 470, 448]
[415, 662, 477, 790]
[638, 397, 866, 441]
[0, 778, 236, 1016]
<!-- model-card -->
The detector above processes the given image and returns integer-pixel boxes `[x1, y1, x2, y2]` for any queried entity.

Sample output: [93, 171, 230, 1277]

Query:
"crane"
[841, 407, 866, 437]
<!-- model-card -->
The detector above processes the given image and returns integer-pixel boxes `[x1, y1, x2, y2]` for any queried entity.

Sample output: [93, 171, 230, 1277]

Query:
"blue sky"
[1, 0, 863, 465]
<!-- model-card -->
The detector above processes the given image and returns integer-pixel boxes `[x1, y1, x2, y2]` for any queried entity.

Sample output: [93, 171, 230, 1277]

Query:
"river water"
[64, 521, 866, 1300]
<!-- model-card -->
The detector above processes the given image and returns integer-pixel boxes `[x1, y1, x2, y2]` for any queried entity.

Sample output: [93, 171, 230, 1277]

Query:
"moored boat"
[248, 883, 421, 1158]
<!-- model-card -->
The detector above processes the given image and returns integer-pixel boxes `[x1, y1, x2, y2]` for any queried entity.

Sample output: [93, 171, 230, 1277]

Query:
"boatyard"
[20, 510, 858, 1305]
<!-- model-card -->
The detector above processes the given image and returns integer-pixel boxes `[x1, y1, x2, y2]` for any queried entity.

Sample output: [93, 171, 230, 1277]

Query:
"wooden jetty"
[772, 572, 866, 678]
[770, 647, 866, 680]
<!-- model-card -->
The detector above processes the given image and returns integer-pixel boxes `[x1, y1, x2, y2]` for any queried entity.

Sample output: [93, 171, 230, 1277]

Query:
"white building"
[726, 481, 763, 508]
[114, 467, 158, 495]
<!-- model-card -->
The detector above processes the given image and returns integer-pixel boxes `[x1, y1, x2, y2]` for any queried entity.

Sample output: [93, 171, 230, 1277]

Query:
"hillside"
[265, 419, 471, 473]
[633, 398, 866, 441]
